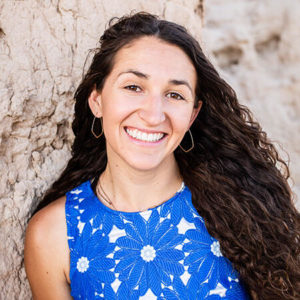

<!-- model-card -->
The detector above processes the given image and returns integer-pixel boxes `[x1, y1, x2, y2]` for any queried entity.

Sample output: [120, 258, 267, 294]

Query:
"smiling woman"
[24, 12, 300, 300]
[88, 36, 199, 174]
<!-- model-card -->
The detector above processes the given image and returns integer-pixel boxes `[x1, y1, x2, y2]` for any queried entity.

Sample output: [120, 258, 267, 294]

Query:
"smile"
[125, 127, 165, 142]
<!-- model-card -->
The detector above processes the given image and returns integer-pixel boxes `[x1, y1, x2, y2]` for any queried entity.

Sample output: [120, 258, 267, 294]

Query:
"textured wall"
[201, 0, 300, 211]
[0, 0, 299, 299]
[0, 0, 203, 299]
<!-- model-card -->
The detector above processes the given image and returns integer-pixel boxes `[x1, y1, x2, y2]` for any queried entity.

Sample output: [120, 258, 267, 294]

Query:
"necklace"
[95, 177, 185, 212]
[96, 178, 116, 209]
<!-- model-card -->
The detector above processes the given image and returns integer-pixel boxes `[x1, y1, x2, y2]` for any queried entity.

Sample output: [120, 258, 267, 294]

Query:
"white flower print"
[210, 241, 223, 257]
[76, 256, 90, 273]
[140, 245, 156, 262]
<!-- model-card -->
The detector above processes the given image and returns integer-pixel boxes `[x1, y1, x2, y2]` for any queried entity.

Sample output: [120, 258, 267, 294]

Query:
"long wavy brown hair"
[35, 12, 300, 299]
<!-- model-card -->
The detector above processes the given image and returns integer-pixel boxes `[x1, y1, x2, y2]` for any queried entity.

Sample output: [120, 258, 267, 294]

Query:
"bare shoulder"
[25, 197, 68, 259]
[26, 196, 67, 237]
[24, 196, 72, 299]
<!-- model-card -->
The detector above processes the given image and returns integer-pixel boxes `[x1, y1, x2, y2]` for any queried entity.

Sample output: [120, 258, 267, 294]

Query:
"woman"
[24, 12, 300, 300]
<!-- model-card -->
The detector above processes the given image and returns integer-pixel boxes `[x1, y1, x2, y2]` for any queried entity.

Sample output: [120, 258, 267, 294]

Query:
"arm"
[24, 196, 72, 300]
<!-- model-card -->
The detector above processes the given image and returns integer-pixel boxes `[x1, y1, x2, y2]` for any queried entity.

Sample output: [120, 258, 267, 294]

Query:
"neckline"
[87, 180, 186, 216]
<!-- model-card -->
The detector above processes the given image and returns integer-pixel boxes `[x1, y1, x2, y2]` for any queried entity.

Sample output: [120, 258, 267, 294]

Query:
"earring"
[91, 117, 103, 138]
[179, 129, 194, 153]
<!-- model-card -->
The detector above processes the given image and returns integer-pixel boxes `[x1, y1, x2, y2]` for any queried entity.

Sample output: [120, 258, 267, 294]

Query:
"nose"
[138, 94, 166, 125]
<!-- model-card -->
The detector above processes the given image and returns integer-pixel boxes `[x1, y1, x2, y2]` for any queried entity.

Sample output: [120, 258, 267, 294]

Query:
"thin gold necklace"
[96, 179, 116, 209]
[95, 178, 185, 212]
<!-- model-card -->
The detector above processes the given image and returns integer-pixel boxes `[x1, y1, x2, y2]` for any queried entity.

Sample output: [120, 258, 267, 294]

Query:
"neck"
[98, 154, 182, 212]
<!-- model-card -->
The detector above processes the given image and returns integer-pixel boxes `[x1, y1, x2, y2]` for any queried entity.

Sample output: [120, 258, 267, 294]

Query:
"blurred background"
[0, 0, 299, 298]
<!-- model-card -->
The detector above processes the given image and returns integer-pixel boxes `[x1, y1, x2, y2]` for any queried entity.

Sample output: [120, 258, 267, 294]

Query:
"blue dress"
[66, 181, 249, 299]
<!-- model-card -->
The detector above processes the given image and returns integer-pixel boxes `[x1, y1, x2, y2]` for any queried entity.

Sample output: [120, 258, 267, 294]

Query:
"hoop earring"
[179, 129, 194, 153]
[91, 117, 103, 138]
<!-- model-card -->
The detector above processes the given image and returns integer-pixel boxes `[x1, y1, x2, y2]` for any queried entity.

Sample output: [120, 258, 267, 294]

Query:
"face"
[89, 36, 201, 171]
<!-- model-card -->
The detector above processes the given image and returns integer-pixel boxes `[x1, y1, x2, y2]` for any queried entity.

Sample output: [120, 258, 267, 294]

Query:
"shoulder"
[24, 197, 72, 298]
[25, 196, 67, 253]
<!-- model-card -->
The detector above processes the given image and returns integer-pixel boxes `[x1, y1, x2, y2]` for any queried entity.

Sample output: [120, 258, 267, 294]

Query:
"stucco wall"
[201, 0, 300, 210]
[0, 0, 299, 299]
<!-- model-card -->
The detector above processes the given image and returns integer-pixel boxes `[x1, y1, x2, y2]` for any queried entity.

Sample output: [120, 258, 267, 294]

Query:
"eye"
[124, 85, 142, 92]
[166, 92, 185, 101]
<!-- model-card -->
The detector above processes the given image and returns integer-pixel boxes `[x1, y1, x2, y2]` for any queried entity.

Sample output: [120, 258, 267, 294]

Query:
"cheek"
[102, 92, 141, 121]
[168, 106, 194, 131]
[101, 99, 136, 132]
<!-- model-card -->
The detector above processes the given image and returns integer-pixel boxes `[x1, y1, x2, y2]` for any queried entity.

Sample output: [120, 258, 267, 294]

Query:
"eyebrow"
[117, 69, 148, 79]
[117, 69, 194, 95]
[169, 79, 193, 95]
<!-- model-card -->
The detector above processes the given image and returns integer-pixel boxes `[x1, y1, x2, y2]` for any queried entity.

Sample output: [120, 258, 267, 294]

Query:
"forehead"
[110, 36, 197, 86]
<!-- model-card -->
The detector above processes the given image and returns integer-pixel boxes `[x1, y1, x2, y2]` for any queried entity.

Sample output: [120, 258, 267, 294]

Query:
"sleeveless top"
[66, 181, 249, 299]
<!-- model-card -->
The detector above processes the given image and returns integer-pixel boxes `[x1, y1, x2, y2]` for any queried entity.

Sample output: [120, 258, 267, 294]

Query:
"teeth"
[126, 128, 164, 142]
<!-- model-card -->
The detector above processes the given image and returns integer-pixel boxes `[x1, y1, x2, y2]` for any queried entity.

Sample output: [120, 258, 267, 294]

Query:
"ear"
[88, 87, 102, 118]
[188, 100, 202, 128]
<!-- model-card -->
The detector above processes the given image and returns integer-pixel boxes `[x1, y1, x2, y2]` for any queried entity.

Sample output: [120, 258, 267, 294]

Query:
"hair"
[34, 12, 300, 299]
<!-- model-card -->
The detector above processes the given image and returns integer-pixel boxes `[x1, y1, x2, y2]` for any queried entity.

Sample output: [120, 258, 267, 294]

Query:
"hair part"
[35, 12, 300, 299]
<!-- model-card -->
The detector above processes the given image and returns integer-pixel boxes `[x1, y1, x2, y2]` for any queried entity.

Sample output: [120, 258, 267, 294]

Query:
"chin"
[127, 152, 177, 172]
[124, 156, 166, 172]
[128, 161, 162, 172]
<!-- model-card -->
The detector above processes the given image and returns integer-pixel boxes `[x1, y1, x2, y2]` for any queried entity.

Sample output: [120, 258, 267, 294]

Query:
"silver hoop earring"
[91, 117, 103, 138]
[179, 129, 194, 153]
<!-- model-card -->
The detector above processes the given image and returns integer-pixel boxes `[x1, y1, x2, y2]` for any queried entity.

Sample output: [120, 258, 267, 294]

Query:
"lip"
[124, 126, 167, 145]
[125, 126, 166, 135]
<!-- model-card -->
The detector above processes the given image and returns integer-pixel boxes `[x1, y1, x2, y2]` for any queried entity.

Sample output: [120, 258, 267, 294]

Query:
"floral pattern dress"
[66, 181, 249, 299]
